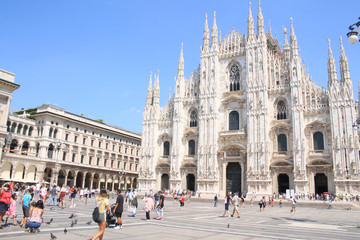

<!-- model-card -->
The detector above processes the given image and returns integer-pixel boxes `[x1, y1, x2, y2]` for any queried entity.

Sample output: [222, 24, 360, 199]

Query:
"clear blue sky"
[1, 0, 359, 133]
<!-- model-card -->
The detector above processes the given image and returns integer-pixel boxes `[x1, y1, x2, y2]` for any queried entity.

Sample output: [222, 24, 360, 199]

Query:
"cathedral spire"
[283, 26, 289, 50]
[290, 18, 298, 56]
[153, 70, 160, 105]
[146, 72, 153, 106]
[327, 39, 338, 88]
[339, 36, 351, 85]
[178, 42, 184, 78]
[168, 87, 172, 102]
[247, 2, 255, 41]
[256, 0, 265, 38]
[268, 19, 272, 37]
[211, 11, 218, 48]
[203, 13, 210, 51]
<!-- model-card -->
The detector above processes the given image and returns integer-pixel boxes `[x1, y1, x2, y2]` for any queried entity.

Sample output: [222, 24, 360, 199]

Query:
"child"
[179, 194, 185, 209]
[5, 193, 17, 226]
[280, 198, 283, 208]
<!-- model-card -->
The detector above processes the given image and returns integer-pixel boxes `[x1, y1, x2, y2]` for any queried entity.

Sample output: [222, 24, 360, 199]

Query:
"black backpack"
[92, 200, 104, 223]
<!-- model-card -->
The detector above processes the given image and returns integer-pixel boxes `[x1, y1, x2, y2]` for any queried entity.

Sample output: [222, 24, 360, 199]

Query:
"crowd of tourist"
[1, 182, 360, 239]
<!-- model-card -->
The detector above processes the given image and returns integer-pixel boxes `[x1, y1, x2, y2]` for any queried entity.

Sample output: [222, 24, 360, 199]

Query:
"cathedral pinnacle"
[211, 11, 218, 47]
[283, 26, 289, 50]
[290, 17, 298, 54]
[247, 2, 255, 41]
[339, 36, 351, 85]
[268, 19, 272, 37]
[257, 0, 265, 38]
[203, 13, 210, 51]
[146, 71, 153, 106]
[327, 39, 338, 88]
[178, 42, 184, 77]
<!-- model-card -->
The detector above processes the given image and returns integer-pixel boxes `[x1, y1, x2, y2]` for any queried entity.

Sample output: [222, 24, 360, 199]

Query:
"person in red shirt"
[0, 184, 12, 229]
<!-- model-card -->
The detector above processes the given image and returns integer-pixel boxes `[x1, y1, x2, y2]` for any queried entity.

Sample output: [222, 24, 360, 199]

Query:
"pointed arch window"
[163, 141, 170, 156]
[278, 134, 287, 152]
[229, 111, 240, 130]
[313, 132, 324, 150]
[188, 140, 196, 156]
[277, 101, 287, 120]
[229, 64, 240, 91]
[190, 110, 198, 127]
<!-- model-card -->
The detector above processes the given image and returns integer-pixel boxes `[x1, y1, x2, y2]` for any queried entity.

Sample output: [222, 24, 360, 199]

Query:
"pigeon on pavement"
[50, 233, 57, 239]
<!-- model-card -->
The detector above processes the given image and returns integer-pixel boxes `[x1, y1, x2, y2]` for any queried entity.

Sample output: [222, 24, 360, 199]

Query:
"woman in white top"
[40, 184, 47, 203]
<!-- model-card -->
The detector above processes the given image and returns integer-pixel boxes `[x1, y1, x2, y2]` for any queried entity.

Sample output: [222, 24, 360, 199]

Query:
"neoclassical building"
[1, 103, 141, 190]
[139, 2, 360, 197]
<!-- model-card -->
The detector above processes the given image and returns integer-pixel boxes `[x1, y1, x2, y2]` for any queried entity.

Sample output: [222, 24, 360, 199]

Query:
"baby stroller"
[106, 203, 117, 227]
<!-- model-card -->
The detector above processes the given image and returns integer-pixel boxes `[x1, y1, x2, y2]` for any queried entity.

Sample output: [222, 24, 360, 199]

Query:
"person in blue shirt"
[21, 189, 33, 228]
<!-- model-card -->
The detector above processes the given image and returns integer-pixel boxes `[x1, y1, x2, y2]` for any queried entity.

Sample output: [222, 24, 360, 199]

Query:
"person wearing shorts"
[21, 189, 33, 228]
[113, 189, 123, 230]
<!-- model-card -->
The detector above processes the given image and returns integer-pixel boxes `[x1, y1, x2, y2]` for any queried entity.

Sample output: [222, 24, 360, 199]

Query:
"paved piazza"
[0, 196, 359, 240]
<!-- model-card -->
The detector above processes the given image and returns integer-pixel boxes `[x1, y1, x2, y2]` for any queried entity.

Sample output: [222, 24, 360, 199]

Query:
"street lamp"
[347, 17, 360, 44]
[119, 169, 125, 190]
[53, 140, 66, 185]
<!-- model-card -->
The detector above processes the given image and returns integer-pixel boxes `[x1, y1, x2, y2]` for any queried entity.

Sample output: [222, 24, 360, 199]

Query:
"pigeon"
[74, 219, 78, 225]
[86, 221, 92, 225]
[227, 223, 230, 228]
[17, 220, 22, 225]
[50, 233, 57, 239]
[70, 221, 75, 227]
[69, 214, 75, 219]
[64, 228, 67, 234]
[50, 207, 55, 211]
[50, 218, 53, 223]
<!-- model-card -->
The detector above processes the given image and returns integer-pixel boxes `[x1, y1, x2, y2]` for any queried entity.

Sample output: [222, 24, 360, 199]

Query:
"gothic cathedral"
[139, 1, 360, 197]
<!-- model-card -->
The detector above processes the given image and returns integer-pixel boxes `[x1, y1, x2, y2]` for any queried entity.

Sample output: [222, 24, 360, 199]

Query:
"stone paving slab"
[0, 196, 359, 239]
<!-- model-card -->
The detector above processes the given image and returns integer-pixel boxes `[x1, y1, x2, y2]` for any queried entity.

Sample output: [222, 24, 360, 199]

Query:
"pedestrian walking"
[40, 184, 47, 203]
[47, 185, 57, 206]
[259, 196, 266, 212]
[289, 196, 296, 213]
[156, 191, 165, 220]
[0, 184, 12, 228]
[89, 189, 110, 240]
[214, 194, 218, 207]
[84, 188, 89, 205]
[279, 198, 283, 208]
[223, 193, 231, 217]
[4, 193, 17, 226]
[250, 197, 253, 208]
[59, 185, 66, 208]
[179, 194, 185, 209]
[130, 195, 138, 217]
[154, 192, 159, 206]
[113, 189, 123, 229]
[328, 198, 332, 209]
[231, 193, 240, 218]
[70, 186, 77, 208]
[142, 193, 154, 220]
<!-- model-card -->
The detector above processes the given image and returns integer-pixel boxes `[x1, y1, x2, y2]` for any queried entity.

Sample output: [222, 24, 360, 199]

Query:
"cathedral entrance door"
[315, 173, 328, 194]
[226, 162, 241, 194]
[186, 174, 195, 191]
[161, 174, 169, 190]
[277, 174, 289, 194]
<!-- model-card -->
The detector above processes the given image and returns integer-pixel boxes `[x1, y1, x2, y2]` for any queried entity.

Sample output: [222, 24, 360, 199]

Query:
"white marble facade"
[139, 1, 360, 197]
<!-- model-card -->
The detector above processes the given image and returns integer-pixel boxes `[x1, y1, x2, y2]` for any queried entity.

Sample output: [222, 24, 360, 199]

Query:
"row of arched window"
[277, 132, 324, 152]
[163, 140, 196, 156]
[7, 121, 34, 136]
